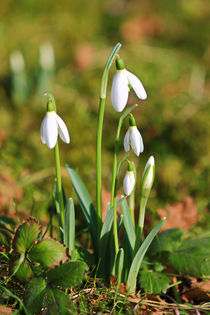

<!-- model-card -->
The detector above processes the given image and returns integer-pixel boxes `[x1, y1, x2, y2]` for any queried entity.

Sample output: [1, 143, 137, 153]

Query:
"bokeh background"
[0, 0, 209, 230]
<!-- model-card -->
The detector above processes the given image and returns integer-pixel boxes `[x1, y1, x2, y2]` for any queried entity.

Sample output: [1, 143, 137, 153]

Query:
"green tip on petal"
[129, 114, 136, 127]
[115, 57, 125, 70]
[127, 160, 134, 172]
[44, 91, 56, 112]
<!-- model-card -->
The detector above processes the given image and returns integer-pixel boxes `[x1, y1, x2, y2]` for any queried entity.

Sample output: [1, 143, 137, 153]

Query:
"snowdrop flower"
[123, 162, 135, 196]
[142, 156, 155, 191]
[40, 93, 70, 149]
[124, 114, 144, 156]
[111, 57, 147, 112]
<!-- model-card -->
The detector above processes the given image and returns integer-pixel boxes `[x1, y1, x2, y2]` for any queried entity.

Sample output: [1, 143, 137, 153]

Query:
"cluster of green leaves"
[138, 228, 210, 294]
[0, 217, 88, 314]
[66, 165, 166, 294]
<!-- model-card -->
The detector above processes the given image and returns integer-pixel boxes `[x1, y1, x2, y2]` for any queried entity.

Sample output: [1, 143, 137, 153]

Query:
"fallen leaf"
[157, 196, 198, 231]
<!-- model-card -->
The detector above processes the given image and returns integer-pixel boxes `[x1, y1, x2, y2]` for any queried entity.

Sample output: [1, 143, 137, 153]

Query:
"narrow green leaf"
[0, 285, 29, 314]
[139, 270, 171, 294]
[99, 198, 125, 258]
[23, 278, 47, 314]
[127, 218, 166, 294]
[29, 239, 67, 268]
[115, 248, 124, 284]
[47, 261, 88, 288]
[44, 288, 76, 315]
[169, 236, 210, 277]
[12, 218, 40, 253]
[99, 198, 125, 279]
[121, 199, 135, 252]
[64, 198, 75, 251]
[66, 165, 98, 255]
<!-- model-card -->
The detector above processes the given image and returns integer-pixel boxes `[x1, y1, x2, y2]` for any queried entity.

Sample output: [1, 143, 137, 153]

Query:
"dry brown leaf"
[0, 305, 13, 315]
[182, 277, 210, 302]
[157, 196, 198, 231]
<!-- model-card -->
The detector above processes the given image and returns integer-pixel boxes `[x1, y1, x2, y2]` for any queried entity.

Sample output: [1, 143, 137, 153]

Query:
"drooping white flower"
[111, 57, 147, 112]
[123, 170, 135, 196]
[40, 111, 70, 149]
[142, 156, 155, 190]
[124, 126, 144, 156]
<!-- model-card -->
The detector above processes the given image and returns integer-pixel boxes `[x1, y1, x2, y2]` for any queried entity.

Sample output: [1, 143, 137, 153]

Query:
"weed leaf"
[29, 239, 67, 268]
[47, 260, 88, 288]
[23, 278, 47, 314]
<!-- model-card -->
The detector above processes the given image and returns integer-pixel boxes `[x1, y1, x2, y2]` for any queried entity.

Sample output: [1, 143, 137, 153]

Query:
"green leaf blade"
[139, 270, 171, 294]
[127, 218, 166, 294]
[23, 278, 47, 314]
[29, 239, 67, 268]
[12, 218, 40, 253]
[47, 260, 88, 288]
[66, 165, 98, 255]
[169, 236, 210, 277]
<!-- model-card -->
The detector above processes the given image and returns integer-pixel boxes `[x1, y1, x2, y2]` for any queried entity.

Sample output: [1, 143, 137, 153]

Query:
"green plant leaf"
[169, 236, 210, 277]
[10, 257, 33, 282]
[47, 260, 88, 288]
[64, 198, 75, 251]
[127, 218, 166, 294]
[29, 239, 67, 268]
[44, 288, 76, 315]
[0, 228, 12, 249]
[121, 198, 135, 252]
[99, 198, 125, 279]
[139, 270, 171, 294]
[23, 278, 47, 314]
[12, 218, 40, 253]
[66, 165, 98, 256]
[148, 228, 183, 256]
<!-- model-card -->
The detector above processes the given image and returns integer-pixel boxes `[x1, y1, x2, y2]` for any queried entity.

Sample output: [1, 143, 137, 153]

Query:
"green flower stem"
[54, 140, 64, 227]
[96, 43, 122, 236]
[111, 104, 138, 207]
[111, 105, 138, 257]
[113, 193, 119, 255]
[129, 161, 136, 226]
[96, 97, 105, 233]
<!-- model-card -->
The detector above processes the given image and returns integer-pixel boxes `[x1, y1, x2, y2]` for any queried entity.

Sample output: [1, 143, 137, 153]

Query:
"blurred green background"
[0, 0, 209, 229]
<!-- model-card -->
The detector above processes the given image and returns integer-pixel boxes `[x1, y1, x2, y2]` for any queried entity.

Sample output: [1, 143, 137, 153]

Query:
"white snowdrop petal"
[44, 112, 58, 149]
[123, 171, 135, 196]
[55, 114, 70, 144]
[137, 129, 144, 153]
[142, 156, 155, 189]
[111, 70, 129, 112]
[130, 127, 141, 156]
[123, 129, 130, 152]
[126, 70, 147, 100]
[40, 117, 46, 144]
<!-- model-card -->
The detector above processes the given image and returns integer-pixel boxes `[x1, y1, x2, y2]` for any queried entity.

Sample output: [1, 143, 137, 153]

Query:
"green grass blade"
[121, 198, 136, 252]
[64, 198, 75, 251]
[127, 218, 166, 294]
[66, 165, 98, 256]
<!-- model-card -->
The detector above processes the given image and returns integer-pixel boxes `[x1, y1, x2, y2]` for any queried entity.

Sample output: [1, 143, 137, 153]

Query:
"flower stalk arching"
[96, 43, 121, 236]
